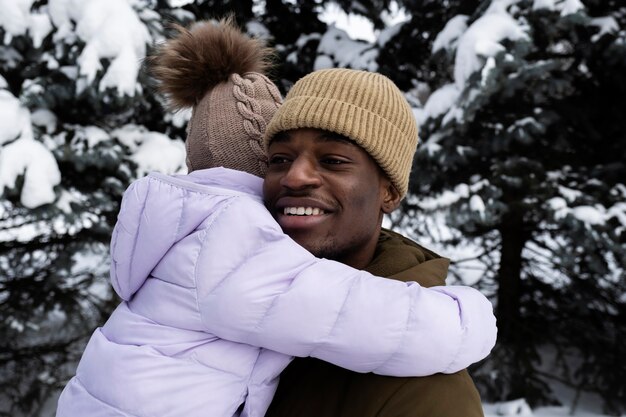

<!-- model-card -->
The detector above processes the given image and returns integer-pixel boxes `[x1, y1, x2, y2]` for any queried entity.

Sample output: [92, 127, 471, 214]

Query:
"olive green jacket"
[264, 229, 484, 417]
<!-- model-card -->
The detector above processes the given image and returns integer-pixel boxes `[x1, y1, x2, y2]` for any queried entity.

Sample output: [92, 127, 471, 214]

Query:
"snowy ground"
[484, 402, 611, 417]
[482, 379, 616, 417]
[484, 403, 610, 417]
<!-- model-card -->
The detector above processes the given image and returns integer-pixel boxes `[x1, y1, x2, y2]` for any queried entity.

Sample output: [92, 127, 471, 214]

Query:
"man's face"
[263, 128, 400, 269]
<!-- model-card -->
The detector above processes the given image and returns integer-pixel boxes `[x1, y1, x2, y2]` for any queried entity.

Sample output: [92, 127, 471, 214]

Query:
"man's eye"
[321, 158, 346, 165]
[269, 155, 291, 164]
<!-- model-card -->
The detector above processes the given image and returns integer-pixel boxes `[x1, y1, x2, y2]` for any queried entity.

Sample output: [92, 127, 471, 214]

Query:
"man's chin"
[289, 235, 336, 260]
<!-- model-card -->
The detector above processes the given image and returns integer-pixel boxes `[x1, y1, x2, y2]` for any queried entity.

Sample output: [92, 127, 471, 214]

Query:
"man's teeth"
[284, 207, 325, 216]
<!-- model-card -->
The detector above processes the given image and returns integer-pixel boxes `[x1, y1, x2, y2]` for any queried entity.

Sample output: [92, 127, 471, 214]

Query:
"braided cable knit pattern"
[185, 72, 282, 177]
[232, 73, 281, 173]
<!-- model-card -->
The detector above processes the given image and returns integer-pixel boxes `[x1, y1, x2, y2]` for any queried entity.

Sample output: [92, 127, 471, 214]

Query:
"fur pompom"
[149, 16, 274, 111]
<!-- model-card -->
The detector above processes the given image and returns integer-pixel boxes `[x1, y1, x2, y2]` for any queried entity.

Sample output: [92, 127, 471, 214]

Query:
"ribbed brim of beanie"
[264, 68, 418, 198]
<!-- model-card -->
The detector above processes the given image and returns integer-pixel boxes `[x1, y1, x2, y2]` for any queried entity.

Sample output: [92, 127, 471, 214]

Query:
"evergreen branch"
[0, 334, 87, 366]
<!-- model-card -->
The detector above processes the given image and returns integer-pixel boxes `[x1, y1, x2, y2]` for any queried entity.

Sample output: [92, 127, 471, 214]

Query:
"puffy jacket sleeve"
[196, 196, 496, 377]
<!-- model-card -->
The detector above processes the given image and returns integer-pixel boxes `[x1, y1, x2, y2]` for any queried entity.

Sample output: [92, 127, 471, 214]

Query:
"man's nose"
[280, 157, 322, 190]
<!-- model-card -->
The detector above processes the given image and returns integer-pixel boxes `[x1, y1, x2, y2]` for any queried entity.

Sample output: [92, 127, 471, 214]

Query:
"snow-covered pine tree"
[398, 0, 626, 413]
[249, 0, 326, 91]
[0, 1, 193, 414]
[377, 0, 482, 90]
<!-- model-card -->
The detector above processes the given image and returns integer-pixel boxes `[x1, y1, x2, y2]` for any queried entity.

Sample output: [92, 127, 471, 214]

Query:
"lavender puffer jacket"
[56, 168, 496, 417]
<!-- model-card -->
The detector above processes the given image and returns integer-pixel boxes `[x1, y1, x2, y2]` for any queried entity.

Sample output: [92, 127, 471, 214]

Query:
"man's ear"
[381, 182, 401, 214]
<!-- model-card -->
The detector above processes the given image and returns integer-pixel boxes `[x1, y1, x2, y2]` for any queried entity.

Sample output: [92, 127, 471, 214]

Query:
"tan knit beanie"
[150, 17, 282, 177]
[264, 68, 418, 198]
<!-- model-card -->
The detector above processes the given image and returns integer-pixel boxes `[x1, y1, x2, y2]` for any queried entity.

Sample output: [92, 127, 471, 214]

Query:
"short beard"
[306, 238, 362, 268]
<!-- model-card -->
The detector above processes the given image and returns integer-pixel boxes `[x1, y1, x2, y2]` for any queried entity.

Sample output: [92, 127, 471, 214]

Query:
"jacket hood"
[109, 168, 263, 300]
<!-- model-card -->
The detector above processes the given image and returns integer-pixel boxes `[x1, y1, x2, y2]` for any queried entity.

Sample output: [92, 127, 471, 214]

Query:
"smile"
[283, 207, 325, 216]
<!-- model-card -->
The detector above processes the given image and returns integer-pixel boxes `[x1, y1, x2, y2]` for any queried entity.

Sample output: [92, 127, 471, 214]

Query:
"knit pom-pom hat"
[150, 17, 282, 177]
[264, 68, 418, 198]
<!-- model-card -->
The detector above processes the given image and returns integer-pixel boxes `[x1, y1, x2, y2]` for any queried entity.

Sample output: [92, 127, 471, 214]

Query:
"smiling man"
[264, 129, 395, 269]
[262, 68, 488, 417]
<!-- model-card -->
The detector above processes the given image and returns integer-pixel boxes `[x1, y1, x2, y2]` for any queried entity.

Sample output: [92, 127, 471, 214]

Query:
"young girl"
[56, 18, 496, 417]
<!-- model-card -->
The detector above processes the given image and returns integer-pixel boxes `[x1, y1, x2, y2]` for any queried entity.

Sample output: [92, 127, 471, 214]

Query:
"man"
[262, 68, 489, 417]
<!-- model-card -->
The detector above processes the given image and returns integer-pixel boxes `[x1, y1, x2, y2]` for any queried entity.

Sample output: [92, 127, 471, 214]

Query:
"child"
[56, 18, 496, 417]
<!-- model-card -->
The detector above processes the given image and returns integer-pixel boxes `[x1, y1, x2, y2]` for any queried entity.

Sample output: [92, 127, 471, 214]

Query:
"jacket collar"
[365, 228, 450, 287]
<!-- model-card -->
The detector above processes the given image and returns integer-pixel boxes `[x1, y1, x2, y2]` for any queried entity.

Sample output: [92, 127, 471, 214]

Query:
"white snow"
[315, 26, 378, 71]
[484, 401, 612, 416]
[420, 131, 443, 156]
[607, 202, 626, 233]
[0, 219, 41, 243]
[480, 56, 497, 86]
[558, 185, 583, 202]
[0, 91, 61, 208]
[112, 125, 186, 175]
[432, 15, 468, 53]
[381, 1, 411, 28]
[532, 0, 555, 10]
[99, 44, 143, 95]
[49, 0, 151, 96]
[320, 3, 377, 43]
[507, 117, 544, 132]
[549, 197, 618, 227]
[58, 65, 78, 80]
[423, 83, 461, 120]
[475, 40, 506, 60]
[73, 125, 109, 149]
[469, 194, 486, 217]
[590, 16, 619, 42]
[571, 206, 606, 226]
[295, 33, 322, 49]
[112, 124, 145, 149]
[548, 183, 626, 230]
[560, 0, 584, 17]
[165, 107, 192, 129]
[246, 20, 271, 41]
[28, 12, 53, 48]
[56, 188, 82, 214]
[314, 55, 335, 70]
[71, 243, 112, 302]
[442, 105, 464, 125]
[0, 0, 33, 43]
[454, 12, 528, 90]
[377, 22, 404, 47]
[132, 132, 186, 176]
[419, 182, 483, 210]
[166, 0, 194, 7]
[548, 196, 567, 212]
[0, 90, 31, 145]
[31, 109, 58, 133]
[486, 399, 533, 416]
[0, 137, 61, 208]
[320, 1, 409, 44]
